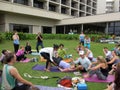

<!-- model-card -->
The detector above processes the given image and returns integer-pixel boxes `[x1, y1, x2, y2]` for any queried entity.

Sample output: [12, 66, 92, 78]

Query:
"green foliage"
[3, 32, 110, 42]
[0, 33, 4, 42]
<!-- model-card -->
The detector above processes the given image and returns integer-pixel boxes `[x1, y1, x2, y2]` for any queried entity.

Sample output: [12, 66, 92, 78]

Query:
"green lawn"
[0, 39, 115, 90]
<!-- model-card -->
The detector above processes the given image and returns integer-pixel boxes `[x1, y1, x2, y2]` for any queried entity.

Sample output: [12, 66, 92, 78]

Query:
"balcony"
[71, 1, 78, 9]
[80, 0, 85, 4]
[33, 0, 45, 9]
[61, 0, 69, 6]
[14, 0, 29, 6]
[49, 4, 57, 12]
[86, 6, 91, 13]
[79, 4, 85, 11]
[50, 0, 60, 3]
[79, 11, 85, 17]
[87, 0, 91, 6]
[92, 2, 96, 8]
[61, 7, 68, 14]
[71, 10, 78, 17]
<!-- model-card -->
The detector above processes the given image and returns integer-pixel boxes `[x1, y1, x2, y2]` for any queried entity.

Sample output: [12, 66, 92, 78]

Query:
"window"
[42, 26, 52, 34]
[34, 0, 44, 9]
[49, 4, 56, 12]
[9, 24, 32, 33]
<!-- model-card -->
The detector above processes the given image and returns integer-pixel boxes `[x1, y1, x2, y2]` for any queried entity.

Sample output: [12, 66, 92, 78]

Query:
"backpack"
[57, 76, 73, 88]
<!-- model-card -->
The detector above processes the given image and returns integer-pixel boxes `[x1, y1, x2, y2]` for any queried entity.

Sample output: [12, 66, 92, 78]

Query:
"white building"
[0, 0, 120, 35]
[97, 0, 120, 14]
[0, 0, 97, 33]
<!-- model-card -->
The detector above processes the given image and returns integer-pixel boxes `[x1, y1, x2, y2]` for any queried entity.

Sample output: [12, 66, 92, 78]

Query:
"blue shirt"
[13, 39, 19, 45]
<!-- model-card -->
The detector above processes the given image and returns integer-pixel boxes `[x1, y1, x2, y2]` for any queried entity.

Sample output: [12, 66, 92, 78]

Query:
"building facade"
[0, 0, 97, 34]
[0, 0, 120, 35]
[97, 0, 120, 14]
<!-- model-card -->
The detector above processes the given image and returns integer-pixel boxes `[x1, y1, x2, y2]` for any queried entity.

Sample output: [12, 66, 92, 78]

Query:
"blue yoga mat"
[31, 53, 40, 56]
[36, 85, 68, 90]
[32, 64, 60, 72]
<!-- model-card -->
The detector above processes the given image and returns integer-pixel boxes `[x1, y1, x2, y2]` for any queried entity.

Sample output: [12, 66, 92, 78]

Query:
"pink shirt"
[16, 50, 24, 56]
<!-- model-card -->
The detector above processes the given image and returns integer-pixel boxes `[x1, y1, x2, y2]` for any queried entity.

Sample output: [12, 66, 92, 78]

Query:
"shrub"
[0, 33, 3, 42]
[3, 32, 110, 42]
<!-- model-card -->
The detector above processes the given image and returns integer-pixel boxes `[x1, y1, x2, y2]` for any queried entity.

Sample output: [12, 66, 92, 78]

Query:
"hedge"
[0, 32, 110, 42]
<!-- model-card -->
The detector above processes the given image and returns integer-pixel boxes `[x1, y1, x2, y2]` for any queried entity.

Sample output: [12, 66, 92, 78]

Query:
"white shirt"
[105, 51, 113, 59]
[87, 49, 93, 58]
[40, 47, 54, 62]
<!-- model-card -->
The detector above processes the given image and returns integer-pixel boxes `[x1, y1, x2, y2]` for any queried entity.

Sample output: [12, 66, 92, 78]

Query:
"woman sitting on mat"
[16, 46, 26, 61]
[106, 63, 120, 90]
[84, 56, 108, 80]
[103, 47, 120, 71]
[40, 44, 59, 71]
[1, 52, 36, 90]
[25, 42, 32, 54]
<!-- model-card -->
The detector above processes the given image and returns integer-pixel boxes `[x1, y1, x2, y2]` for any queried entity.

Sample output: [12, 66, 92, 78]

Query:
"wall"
[97, 0, 106, 14]
[4, 13, 59, 34]
[0, 1, 72, 20]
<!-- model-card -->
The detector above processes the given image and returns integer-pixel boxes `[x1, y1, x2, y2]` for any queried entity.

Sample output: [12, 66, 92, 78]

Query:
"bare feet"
[44, 68, 50, 72]
[83, 74, 89, 78]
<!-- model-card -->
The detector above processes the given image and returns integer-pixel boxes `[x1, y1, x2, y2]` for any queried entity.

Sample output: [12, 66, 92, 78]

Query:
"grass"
[0, 39, 115, 90]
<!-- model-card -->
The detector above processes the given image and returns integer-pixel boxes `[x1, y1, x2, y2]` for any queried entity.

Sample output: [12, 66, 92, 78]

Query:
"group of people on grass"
[1, 31, 120, 90]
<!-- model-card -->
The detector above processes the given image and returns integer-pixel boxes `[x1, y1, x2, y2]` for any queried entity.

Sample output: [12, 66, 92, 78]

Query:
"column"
[52, 26, 56, 34]
[10, 0, 14, 3]
[59, 0, 61, 13]
[5, 23, 9, 32]
[33, 25, 40, 34]
[46, 0, 49, 11]
[81, 24, 84, 32]
[29, 0, 33, 7]
[105, 22, 109, 34]
[64, 26, 65, 34]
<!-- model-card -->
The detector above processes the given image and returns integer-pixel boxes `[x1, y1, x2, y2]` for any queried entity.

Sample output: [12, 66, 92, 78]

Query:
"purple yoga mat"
[36, 85, 66, 90]
[32, 64, 60, 72]
[83, 74, 114, 83]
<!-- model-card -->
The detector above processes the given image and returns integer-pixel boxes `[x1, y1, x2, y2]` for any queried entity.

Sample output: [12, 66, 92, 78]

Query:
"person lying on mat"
[52, 52, 75, 72]
[73, 51, 91, 72]
[105, 63, 120, 90]
[40, 44, 59, 71]
[84, 56, 108, 80]
[1, 52, 36, 90]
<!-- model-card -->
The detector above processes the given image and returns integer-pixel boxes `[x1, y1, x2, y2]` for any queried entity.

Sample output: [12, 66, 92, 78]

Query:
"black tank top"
[53, 57, 63, 65]
[100, 67, 108, 77]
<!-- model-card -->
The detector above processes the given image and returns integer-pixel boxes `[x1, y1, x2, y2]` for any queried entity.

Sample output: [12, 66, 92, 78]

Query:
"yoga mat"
[31, 52, 40, 56]
[32, 64, 60, 72]
[36, 85, 72, 90]
[83, 74, 114, 83]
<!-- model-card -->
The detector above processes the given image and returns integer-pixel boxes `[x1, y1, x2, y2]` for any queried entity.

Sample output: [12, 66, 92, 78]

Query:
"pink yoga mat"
[20, 58, 30, 63]
[83, 74, 114, 83]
